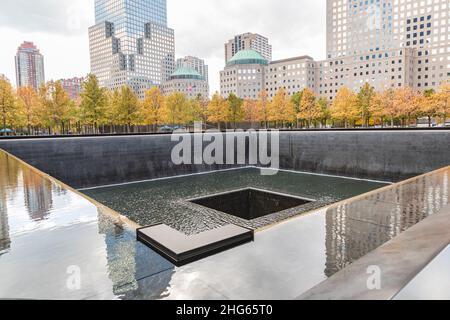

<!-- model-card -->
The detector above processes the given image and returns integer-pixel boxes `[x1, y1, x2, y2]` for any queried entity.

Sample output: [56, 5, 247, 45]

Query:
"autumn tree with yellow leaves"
[268, 88, 296, 128]
[38, 81, 72, 134]
[298, 88, 320, 128]
[434, 82, 450, 124]
[161, 91, 188, 128]
[207, 93, 229, 129]
[243, 99, 260, 127]
[141, 87, 165, 132]
[330, 87, 359, 128]
[16, 86, 40, 134]
[256, 90, 270, 128]
[393, 86, 421, 126]
[0, 78, 17, 135]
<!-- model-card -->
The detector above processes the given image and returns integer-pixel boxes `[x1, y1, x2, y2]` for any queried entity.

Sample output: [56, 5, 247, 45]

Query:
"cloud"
[169, 0, 326, 93]
[0, 0, 94, 35]
[0, 0, 326, 94]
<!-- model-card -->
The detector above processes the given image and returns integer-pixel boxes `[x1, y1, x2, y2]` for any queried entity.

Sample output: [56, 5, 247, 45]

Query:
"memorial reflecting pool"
[1, 151, 449, 299]
[82, 168, 388, 234]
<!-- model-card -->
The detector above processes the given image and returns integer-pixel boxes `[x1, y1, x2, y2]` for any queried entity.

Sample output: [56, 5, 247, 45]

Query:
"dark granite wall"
[1, 131, 449, 188]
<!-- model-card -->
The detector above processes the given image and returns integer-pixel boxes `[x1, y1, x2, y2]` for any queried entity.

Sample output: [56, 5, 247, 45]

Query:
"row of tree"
[1, 74, 449, 135]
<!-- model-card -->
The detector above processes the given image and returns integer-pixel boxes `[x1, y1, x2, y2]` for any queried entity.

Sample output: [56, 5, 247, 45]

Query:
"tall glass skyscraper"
[15, 41, 45, 91]
[89, 0, 175, 98]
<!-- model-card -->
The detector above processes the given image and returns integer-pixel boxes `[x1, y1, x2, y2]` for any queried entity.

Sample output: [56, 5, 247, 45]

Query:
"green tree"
[105, 89, 121, 133]
[116, 86, 140, 133]
[317, 97, 330, 127]
[227, 93, 244, 130]
[162, 92, 188, 128]
[79, 74, 107, 134]
[141, 87, 165, 132]
[38, 81, 71, 134]
[357, 83, 375, 127]
[186, 95, 208, 127]
[291, 90, 304, 128]
[0, 78, 17, 135]
[17, 86, 39, 135]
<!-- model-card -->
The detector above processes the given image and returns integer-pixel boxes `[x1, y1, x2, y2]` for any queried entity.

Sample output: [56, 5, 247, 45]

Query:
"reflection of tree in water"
[325, 170, 450, 277]
[0, 152, 22, 255]
[96, 208, 174, 299]
[22, 169, 54, 221]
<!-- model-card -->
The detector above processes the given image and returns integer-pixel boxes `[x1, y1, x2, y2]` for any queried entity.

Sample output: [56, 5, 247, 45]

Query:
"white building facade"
[220, 50, 268, 99]
[321, 0, 450, 100]
[265, 56, 317, 98]
[162, 67, 209, 99]
[222, 1, 449, 101]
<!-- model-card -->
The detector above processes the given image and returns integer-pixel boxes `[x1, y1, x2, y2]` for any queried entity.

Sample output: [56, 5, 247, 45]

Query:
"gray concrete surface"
[394, 245, 450, 300]
[1, 131, 449, 189]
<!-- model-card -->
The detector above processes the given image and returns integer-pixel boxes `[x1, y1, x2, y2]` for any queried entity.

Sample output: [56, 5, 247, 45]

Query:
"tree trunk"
[2, 114, 6, 136]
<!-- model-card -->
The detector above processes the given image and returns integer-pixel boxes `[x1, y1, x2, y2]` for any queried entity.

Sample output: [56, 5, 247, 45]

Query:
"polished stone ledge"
[297, 204, 450, 300]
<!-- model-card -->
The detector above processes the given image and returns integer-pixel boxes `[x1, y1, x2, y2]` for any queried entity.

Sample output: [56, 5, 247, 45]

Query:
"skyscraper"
[177, 56, 209, 85]
[89, 0, 175, 98]
[318, 0, 450, 100]
[15, 41, 45, 90]
[224, 33, 272, 63]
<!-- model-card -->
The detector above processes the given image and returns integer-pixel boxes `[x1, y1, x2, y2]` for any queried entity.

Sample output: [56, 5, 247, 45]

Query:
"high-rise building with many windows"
[223, 1, 449, 101]
[177, 56, 209, 85]
[15, 41, 45, 90]
[224, 33, 272, 63]
[89, 0, 175, 98]
[318, 0, 450, 100]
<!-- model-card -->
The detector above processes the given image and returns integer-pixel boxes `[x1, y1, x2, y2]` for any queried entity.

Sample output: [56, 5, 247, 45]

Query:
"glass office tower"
[89, 0, 175, 98]
[15, 41, 45, 91]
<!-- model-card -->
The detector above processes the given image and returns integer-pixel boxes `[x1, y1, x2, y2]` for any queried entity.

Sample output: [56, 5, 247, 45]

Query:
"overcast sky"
[0, 0, 326, 94]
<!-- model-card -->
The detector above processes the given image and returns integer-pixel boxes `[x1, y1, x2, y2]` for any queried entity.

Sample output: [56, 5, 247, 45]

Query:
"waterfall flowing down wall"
[1, 131, 449, 189]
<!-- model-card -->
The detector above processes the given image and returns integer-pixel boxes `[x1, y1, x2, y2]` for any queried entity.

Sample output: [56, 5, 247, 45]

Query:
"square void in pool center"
[189, 188, 314, 220]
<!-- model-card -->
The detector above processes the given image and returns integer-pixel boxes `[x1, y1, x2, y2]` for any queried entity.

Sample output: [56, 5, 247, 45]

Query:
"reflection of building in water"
[0, 152, 21, 255]
[324, 204, 392, 277]
[22, 170, 53, 221]
[325, 171, 450, 278]
[97, 211, 138, 295]
[0, 193, 11, 255]
[97, 208, 174, 299]
[0, 151, 21, 255]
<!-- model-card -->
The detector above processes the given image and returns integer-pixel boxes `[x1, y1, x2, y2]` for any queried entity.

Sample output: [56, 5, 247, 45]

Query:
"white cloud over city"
[0, 0, 326, 94]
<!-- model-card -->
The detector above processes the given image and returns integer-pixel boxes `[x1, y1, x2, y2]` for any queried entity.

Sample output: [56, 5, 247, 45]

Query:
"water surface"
[83, 168, 388, 234]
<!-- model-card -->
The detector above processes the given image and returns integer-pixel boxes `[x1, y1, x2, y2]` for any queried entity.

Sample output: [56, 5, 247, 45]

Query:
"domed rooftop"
[170, 67, 204, 80]
[227, 49, 268, 66]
